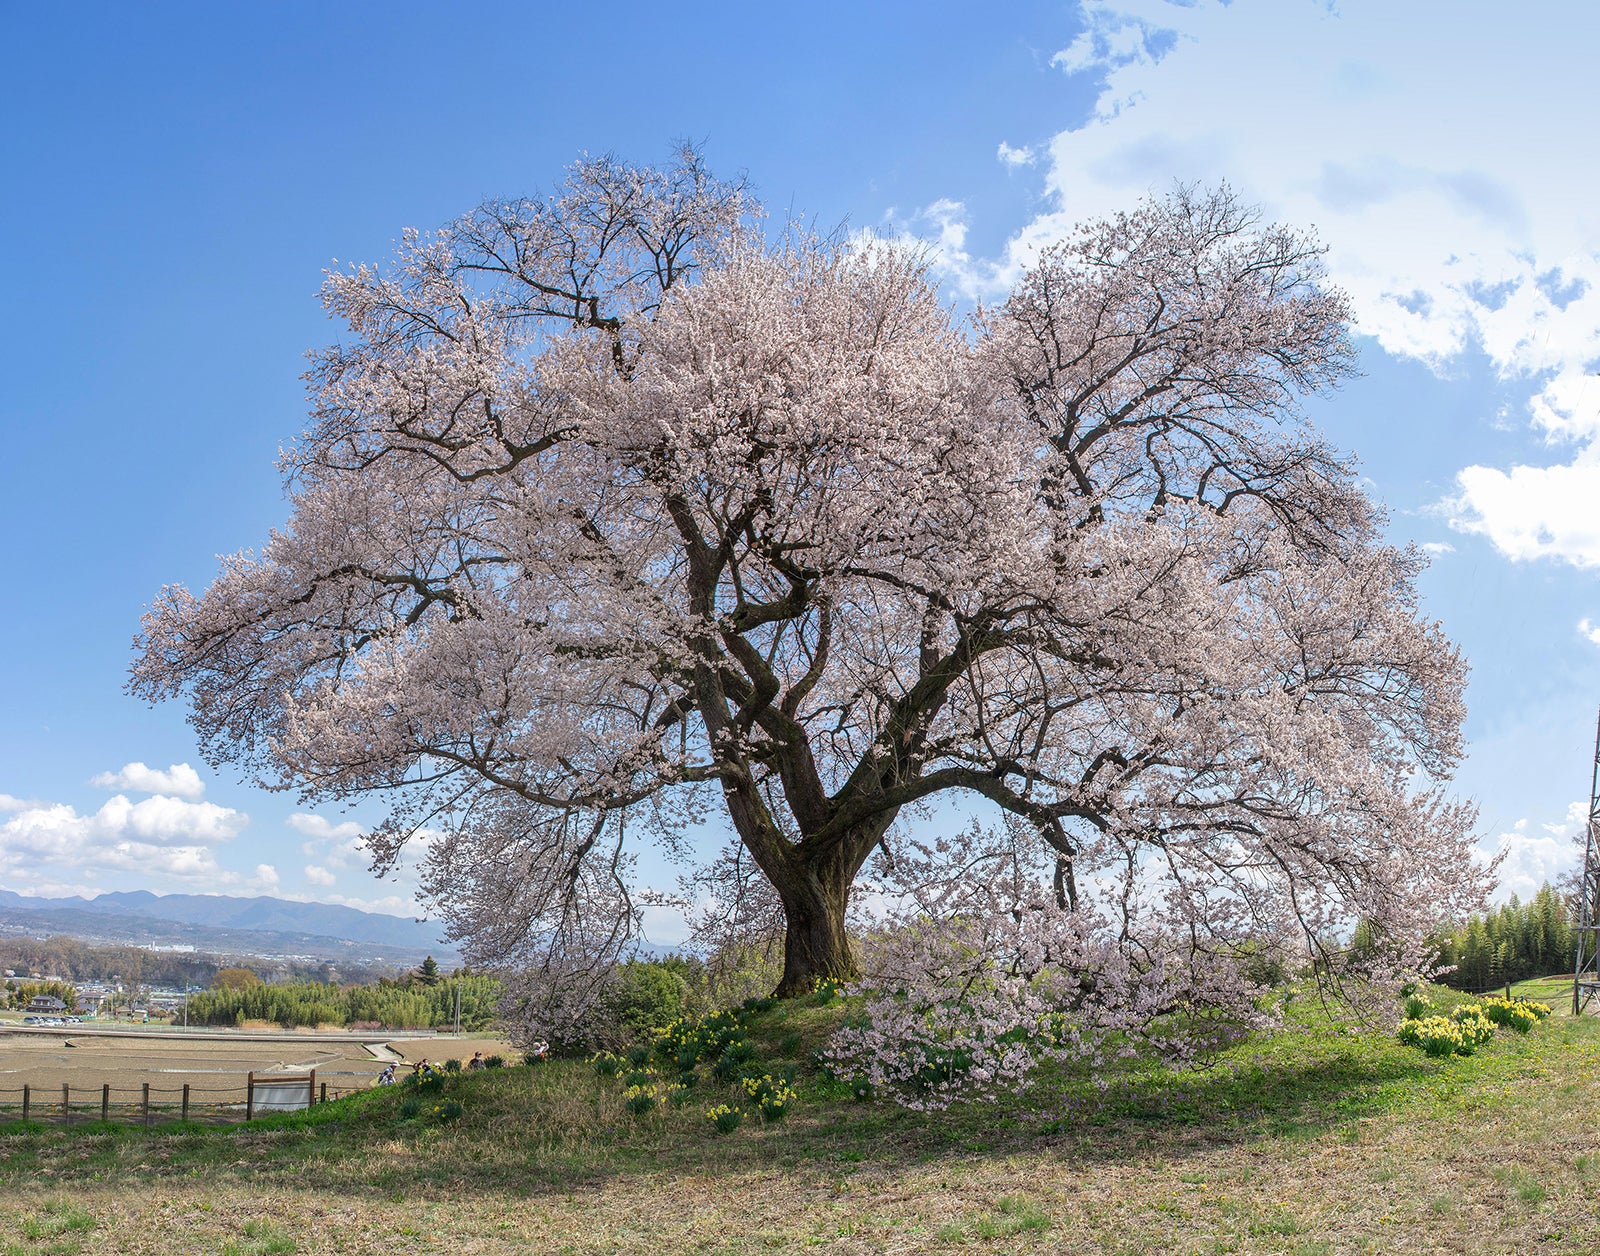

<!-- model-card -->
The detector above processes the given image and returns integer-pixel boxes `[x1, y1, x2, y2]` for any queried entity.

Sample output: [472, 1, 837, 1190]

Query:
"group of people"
[374, 1051, 493, 1086]
[372, 1043, 547, 1086]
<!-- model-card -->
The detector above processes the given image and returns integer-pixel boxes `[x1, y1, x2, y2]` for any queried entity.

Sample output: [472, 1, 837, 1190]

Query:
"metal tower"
[1574, 708, 1600, 1015]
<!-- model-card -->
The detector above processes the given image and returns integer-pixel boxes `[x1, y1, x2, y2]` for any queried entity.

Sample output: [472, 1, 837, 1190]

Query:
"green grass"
[0, 983, 1593, 1253]
[221, 1220, 295, 1256]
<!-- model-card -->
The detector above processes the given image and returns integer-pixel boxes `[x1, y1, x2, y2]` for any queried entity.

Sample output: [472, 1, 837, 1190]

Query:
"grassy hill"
[0, 977, 1596, 1254]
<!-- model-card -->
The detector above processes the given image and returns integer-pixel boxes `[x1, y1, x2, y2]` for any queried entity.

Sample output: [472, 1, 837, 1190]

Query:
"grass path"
[0, 982, 1594, 1254]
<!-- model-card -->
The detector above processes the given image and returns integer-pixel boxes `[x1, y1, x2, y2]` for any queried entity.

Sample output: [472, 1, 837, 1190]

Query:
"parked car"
[21, 1016, 39, 1025]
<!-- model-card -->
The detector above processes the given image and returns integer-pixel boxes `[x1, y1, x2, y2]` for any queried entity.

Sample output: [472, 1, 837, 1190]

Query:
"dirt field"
[0, 1029, 516, 1112]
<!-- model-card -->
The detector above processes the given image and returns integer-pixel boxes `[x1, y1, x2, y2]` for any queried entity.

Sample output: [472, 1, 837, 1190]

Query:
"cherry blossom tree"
[134, 149, 1486, 1006]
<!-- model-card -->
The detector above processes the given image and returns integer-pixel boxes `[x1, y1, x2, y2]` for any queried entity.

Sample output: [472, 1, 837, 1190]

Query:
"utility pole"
[1574, 707, 1600, 1016]
[453, 982, 462, 1036]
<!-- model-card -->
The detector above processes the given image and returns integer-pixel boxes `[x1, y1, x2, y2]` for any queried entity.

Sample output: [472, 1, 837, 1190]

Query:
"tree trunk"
[772, 845, 859, 997]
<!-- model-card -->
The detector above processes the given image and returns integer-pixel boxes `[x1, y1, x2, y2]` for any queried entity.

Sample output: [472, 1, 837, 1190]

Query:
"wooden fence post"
[246, 1072, 254, 1122]
[319, 1081, 327, 1105]
[308, 1069, 316, 1109]
[142, 1083, 151, 1128]
[101, 1084, 110, 1123]
[21, 1084, 28, 1122]
[181, 1084, 190, 1123]
[62, 1083, 70, 1127]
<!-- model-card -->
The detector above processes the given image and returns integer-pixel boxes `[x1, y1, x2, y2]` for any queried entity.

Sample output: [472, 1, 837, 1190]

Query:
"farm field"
[0, 1029, 517, 1112]
[0, 982, 1594, 1255]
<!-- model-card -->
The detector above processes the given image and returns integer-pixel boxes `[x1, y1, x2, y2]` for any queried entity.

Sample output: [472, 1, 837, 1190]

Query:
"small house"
[24, 995, 67, 1013]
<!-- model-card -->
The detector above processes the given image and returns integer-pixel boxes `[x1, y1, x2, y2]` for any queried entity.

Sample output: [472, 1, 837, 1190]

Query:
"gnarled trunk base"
[772, 849, 858, 998]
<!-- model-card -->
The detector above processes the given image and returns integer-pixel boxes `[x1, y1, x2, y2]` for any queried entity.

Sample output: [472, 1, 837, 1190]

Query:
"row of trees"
[183, 973, 501, 1030]
[2, 978, 76, 1009]
[1431, 884, 1578, 990]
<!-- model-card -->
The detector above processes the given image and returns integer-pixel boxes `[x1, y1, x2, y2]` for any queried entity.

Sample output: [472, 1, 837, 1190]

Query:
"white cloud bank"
[0, 761, 280, 895]
[0, 773, 416, 910]
[89, 762, 205, 800]
[0, 793, 248, 886]
[288, 812, 370, 876]
[921, 0, 1600, 565]
[1493, 814, 1583, 903]
[286, 812, 429, 915]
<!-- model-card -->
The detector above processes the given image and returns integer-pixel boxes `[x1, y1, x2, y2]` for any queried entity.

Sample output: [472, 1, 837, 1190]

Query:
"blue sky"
[2, 1, 1597, 933]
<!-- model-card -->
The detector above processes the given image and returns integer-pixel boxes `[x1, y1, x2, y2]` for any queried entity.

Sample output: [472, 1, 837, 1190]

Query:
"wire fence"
[1447, 980, 1566, 1000]
[0, 1074, 364, 1128]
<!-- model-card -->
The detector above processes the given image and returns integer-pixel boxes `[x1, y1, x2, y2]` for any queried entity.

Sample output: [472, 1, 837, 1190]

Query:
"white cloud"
[286, 890, 419, 916]
[90, 762, 205, 800]
[251, 864, 281, 893]
[1580, 620, 1600, 649]
[1420, 542, 1455, 556]
[0, 794, 25, 814]
[914, 0, 1600, 569]
[289, 812, 369, 867]
[1493, 817, 1581, 902]
[0, 793, 248, 888]
[285, 814, 439, 915]
[1448, 463, 1600, 567]
[286, 813, 364, 842]
[639, 900, 691, 948]
[997, 142, 1036, 169]
[1539, 799, 1590, 841]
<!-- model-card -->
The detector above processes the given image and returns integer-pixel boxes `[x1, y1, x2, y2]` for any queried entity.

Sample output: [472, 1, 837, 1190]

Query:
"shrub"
[590, 1051, 623, 1078]
[623, 1069, 657, 1088]
[742, 1074, 798, 1122]
[742, 996, 777, 1013]
[443, 1057, 462, 1073]
[623, 1084, 660, 1116]
[656, 1009, 743, 1069]
[706, 1104, 743, 1135]
[1402, 992, 1434, 1020]
[1397, 1012, 1487, 1057]
[809, 976, 844, 1004]
[625, 1043, 652, 1068]
[712, 1041, 758, 1083]
[484, 1055, 504, 1069]
[1480, 996, 1549, 1033]
[398, 1095, 422, 1120]
[429, 1098, 464, 1122]
[1447, 1005, 1496, 1048]
[607, 961, 690, 1039]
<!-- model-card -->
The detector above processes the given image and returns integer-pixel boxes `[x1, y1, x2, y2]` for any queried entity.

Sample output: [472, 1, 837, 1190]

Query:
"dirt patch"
[0, 1030, 514, 1108]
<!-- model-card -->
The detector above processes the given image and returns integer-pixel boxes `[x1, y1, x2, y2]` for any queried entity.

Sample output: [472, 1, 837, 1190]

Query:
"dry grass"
[0, 986, 1593, 1254]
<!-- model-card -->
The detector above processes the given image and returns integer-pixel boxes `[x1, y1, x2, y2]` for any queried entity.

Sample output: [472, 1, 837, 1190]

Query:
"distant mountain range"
[0, 889, 456, 966]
